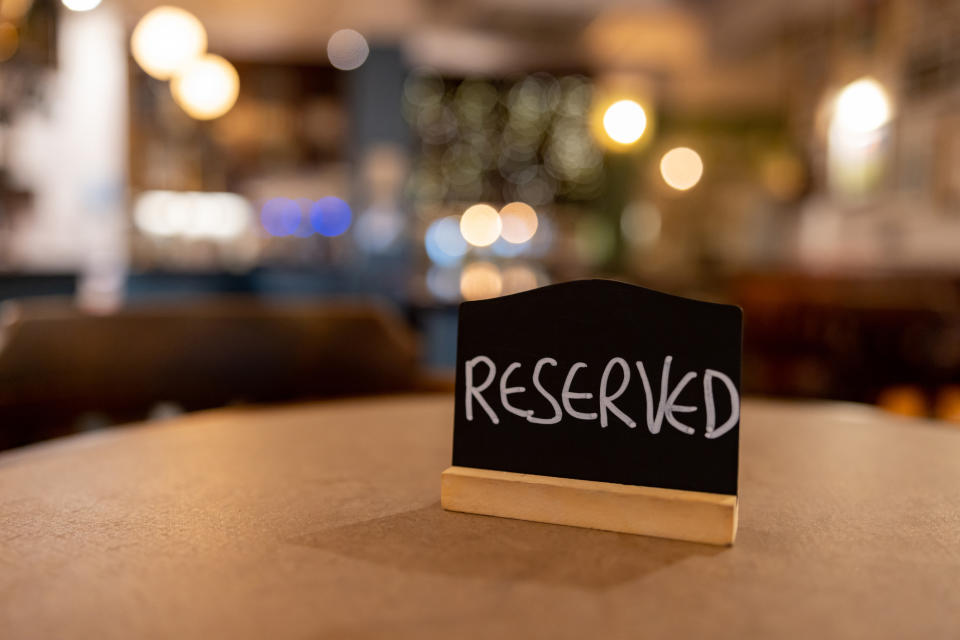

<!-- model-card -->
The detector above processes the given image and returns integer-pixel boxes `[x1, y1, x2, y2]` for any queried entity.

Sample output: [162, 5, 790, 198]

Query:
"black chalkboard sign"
[451, 279, 742, 496]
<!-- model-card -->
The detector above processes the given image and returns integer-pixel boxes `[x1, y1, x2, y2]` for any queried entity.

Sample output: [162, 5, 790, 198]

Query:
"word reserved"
[464, 354, 739, 439]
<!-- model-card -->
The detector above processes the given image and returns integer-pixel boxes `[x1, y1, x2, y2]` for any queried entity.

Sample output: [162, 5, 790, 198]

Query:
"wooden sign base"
[441, 466, 738, 546]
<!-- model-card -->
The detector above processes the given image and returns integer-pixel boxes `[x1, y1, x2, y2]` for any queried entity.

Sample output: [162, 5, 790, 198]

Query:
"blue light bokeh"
[491, 236, 529, 257]
[424, 216, 467, 266]
[292, 198, 315, 237]
[310, 196, 352, 237]
[260, 197, 302, 236]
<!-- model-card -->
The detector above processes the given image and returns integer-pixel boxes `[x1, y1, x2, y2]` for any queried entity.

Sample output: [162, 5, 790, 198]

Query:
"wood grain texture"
[1, 395, 959, 639]
[441, 466, 737, 545]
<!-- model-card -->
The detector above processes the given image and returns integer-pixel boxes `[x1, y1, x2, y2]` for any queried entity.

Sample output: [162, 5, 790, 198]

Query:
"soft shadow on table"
[294, 502, 725, 589]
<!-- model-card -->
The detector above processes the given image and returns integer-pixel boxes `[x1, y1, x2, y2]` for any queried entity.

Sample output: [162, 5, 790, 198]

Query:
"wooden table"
[1, 394, 959, 639]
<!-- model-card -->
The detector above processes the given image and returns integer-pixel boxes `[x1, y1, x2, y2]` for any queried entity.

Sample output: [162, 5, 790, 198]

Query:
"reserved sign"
[451, 279, 742, 496]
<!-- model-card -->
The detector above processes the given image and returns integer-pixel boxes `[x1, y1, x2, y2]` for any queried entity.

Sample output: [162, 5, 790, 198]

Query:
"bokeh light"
[310, 196, 353, 237]
[416, 103, 458, 145]
[832, 77, 892, 136]
[355, 207, 404, 253]
[426, 265, 461, 302]
[134, 191, 252, 240]
[511, 169, 556, 207]
[935, 386, 960, 423]
[134, 191, 178, 237]
[660, 147, 704, 191]
[425, 216, 467, 266]
[403, 68, 445, 109]
[877, 386, 927, 418]
[62, 0, 101, 11]
[454, 80, 499, 126]
[490, 237, 528, 258]
[261, 198, 302, 237]
[620, 202, 662, 248]
[292, 198, 315, 237]
[131, 7, 207, 80]
[460, 261, 503, 300]
[602, 99, 647, 145]
[170, 54, 239, 120]
[501, 264, 539, 295]
[499, 202, 539, 244]
[526, 213, 555, 257]
[186, 193, 250, 239]
[327, 29, 369, 71]
[826, 78, 892, 197]
[0, 0, 32, 22]
[459, 204, 501, 247]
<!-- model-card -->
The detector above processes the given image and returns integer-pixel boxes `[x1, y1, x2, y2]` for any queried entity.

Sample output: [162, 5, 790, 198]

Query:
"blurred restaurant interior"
[2, 0, 960, 448]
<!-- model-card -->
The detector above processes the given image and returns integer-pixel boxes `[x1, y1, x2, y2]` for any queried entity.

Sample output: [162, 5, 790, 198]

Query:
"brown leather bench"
[0, 296, 445, 449]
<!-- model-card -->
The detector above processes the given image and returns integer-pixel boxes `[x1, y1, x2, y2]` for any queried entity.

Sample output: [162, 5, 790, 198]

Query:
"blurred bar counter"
[732, 270, 960, 419]
[3, 265, 960, 452]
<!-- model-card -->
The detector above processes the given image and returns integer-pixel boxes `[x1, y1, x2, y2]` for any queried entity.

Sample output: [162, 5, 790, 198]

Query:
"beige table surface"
[1, 394, 959, 639]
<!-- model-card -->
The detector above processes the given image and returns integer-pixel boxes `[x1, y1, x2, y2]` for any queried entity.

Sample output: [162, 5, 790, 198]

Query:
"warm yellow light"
[499, 202, 538, 244]
[459, 204, 502, 247]
[832, 77, 891, 136]
[501, 264, 538, 295]
[170, 54, 239, 120]
[131, 6, 207, 80]
[0, 22, 17, 63]
[460, 262, 503, 300]
[660, 147, 703, 191]
[62, 0, 102, 11]
[602, 99, 647, 145]
[1, 0, 33, 22]
[826, 78, 892, 197]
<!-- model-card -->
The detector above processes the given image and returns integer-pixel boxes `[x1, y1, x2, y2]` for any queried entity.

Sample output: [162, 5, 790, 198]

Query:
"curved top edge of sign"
[461, 278, 743, 315]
